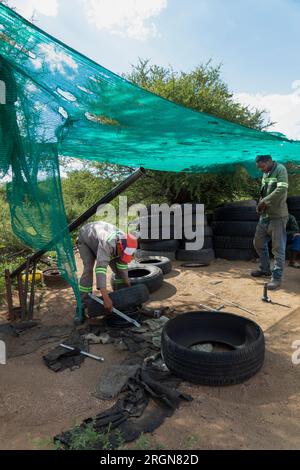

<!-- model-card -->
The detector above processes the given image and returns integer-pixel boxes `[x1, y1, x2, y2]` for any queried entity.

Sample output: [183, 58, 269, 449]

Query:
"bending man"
[78, 221, 138, 313]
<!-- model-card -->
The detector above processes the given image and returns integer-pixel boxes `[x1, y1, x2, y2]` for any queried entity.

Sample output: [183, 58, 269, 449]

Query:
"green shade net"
[0, 4, 299, 318]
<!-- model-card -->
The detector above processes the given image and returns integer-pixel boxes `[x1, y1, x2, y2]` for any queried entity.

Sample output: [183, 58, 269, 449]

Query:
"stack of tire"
[176, 223, 215, 264]
[288, 196, 300, 228]
[133, 204, 215, 264]
[212, 200, 259, 261]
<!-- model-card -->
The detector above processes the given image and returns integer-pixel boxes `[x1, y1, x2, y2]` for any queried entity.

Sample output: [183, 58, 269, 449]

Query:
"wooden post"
[4, 269, 14, 321]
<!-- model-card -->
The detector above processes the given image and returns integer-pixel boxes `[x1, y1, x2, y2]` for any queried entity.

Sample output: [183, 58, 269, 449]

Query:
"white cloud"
[81, 0, 168, 40]
[235, 82, 300, 141]
[8, 0, 59, 19]
[38, 43, 78, 75]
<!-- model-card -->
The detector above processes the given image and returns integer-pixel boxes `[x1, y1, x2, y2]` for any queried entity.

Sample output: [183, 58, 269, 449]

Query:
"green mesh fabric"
[0, 4, 300, 317]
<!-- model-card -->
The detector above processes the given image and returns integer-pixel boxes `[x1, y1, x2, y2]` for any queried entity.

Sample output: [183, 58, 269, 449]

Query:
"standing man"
[252, 155, 289, 290]
[78, 221, 138, 314]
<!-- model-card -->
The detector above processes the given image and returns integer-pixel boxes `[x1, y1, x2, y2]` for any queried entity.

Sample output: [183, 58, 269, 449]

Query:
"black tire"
[133, 256, 172, 275]
[212, 221, 258, 237]
[287, 196, 300, 210]
[139, 239, 180, 252]
[217, 200, 257, 208]
[135, 249, 177, 261]
[136, 209, 208, 240]
[215, 248, 257, 261]
[105, 309, 141, 329]
[180, 236, 213, 250]
[176, 248, 215, 263]
[214, 206, 259, 222]
[289, 209, 300, 221]
[213, 236, 254, 250]
[161, 312, 265, 386]
[87, 284, 150, 318]
[111, 264, 164, 293]
[42, 269, 69, 288]
[182, 225, 213, 239]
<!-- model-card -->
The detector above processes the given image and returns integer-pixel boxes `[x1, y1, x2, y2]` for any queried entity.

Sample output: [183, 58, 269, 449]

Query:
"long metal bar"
[199, 304, 225, 313]
[204, 290, 257, 316]
[59, 343, 104, 362]
[89, 294, 141, 328]
[10, 168, 146, 279]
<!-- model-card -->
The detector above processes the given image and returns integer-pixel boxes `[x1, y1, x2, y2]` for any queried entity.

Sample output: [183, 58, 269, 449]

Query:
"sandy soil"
[0, 257, 300, 450]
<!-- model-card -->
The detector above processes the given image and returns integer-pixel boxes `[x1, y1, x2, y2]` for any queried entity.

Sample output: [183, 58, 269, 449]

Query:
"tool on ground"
[199, 304, 225, 313]
[60, 343, 104, 362]
[88, 294, 141, 328]
[261, 283, 291, 308]
[204, 290, 257, 316]
[262, 283, 271, 303]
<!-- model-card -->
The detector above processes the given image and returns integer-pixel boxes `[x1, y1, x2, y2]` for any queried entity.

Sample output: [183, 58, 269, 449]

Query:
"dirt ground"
[1, 256, 300, 450]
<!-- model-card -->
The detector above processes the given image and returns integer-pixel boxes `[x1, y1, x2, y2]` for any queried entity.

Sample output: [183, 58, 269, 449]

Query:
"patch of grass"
[68, 422, 99, 451]
[66, 422, 123, 451]
[131, 434, 165, 451]
[182, 434, 201, 450]
[28, 436, 55, 450]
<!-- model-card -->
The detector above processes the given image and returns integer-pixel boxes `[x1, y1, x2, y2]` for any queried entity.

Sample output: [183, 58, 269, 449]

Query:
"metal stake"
[60, 343, 104, 362]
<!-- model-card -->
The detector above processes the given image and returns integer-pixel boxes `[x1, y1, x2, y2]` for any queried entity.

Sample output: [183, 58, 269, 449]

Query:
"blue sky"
[7, 0, 300, 139]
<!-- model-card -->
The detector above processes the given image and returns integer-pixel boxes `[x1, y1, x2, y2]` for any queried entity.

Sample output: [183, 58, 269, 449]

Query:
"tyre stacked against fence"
[288, 196, 300, 228]
[176, 209, 215, 264]
[132, 204, 215, 263]
[212, 200, 259, 261]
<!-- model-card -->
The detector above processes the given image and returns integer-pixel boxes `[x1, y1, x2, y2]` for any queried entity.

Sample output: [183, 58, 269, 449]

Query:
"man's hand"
[124, 279, 131, 288]
[257, 199, 267, 213]
[101, 289, 113, 313]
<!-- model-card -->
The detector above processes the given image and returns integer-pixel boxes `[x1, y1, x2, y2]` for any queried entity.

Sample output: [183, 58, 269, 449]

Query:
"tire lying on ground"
[43, 269, 69, 288]
[161, 312, 265, 386]
[133, 256, 172, 275]
[87, 284, 150, 317]
[136, 249, 177, 261]
[105, 308, 141, 328]
[176, 248, 215, 263]
[111, 264, 164, 293]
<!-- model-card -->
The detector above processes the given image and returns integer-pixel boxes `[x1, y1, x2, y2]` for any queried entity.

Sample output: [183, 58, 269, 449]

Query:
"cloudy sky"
[6, 0, 300, 140]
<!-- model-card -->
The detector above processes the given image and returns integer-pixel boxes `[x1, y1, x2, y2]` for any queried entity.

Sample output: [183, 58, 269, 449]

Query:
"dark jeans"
[254, 216, 288, 280]
[287, 234, 300, 253]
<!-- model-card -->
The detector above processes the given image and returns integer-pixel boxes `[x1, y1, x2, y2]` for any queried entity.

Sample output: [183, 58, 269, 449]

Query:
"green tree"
[123, 59, 271, 207]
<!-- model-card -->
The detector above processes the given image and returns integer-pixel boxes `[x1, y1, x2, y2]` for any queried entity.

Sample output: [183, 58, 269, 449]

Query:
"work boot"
[267, 279, 281, 291]
[251, 269, 271, 278]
